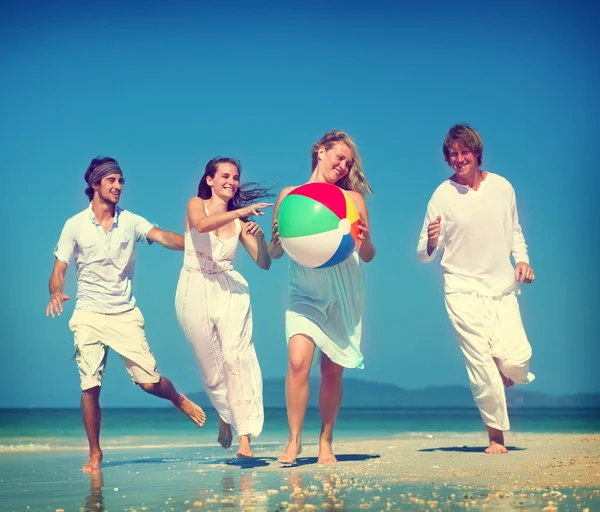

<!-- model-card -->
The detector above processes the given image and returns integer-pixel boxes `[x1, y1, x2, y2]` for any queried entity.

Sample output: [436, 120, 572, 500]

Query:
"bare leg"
[236, 435, 253, 458]
[485, 425, 508, 454]
[278, 335, 315, 464]
[318, 355, 344, 463]
[81, 386, 103, 472]
[218, 417, 233, 449]
[138, 377, 206, 427]
[494, 358, 514, 388]
[500, 371, 514, 388]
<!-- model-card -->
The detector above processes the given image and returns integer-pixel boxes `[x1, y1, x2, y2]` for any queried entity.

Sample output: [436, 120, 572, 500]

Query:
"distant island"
[186, 378, 600, 409]
[3, 378, 599, 409]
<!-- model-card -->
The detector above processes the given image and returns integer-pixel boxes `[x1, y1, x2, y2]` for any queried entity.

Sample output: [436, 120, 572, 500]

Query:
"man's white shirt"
[417, 172, 529, 296]
[54, 203, 156, 313]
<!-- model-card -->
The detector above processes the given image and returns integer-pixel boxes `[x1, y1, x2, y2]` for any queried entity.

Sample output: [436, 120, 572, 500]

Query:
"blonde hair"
[311, 130, 373, 196]
[442, 124, 484, 166]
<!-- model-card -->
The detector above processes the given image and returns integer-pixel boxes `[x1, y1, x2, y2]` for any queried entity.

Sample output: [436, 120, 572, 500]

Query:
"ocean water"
[2, 444, 598, 512]
[0, 407, 598, 511]
[0, 406, 598, 452]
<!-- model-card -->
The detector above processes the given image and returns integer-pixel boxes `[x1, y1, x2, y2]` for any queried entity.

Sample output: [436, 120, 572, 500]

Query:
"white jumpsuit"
[175, 215, 264, 438]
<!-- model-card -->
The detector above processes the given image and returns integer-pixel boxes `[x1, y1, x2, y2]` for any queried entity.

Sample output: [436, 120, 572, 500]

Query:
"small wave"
[0, 443, 53, 452]
[0, 440, 281, 453]
[395, 431, 482, 440]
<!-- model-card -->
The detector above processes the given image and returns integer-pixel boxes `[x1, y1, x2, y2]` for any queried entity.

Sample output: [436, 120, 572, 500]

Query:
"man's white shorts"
[69, 307, 160, 390]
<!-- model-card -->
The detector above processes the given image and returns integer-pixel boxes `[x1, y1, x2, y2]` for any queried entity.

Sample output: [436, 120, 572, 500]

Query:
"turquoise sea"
[1, 407, 598, 511]
[1, 406, 599, 452]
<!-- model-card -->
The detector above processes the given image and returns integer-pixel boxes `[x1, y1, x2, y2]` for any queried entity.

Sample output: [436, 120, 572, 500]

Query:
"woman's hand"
[271, 219, 281, 245]
[240, 220, 271, 270]
[245, 221, 264, 238]
[356, 211, 375, 262]
[357, 212, 370, 244]
[238, 203, 273, 218]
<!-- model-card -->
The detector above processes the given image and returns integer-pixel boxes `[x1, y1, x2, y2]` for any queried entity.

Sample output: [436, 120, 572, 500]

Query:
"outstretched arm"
[187, 197, 272, 235]
[147, 227, 185, 251]
[46, 259, 70, 318]
[240, 220, 271, 270]
[267, 186, 294, 259]
[347, 191, 376, 263]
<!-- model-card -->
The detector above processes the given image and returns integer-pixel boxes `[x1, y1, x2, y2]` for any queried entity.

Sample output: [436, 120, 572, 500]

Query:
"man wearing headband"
[45, 156, 206, 472]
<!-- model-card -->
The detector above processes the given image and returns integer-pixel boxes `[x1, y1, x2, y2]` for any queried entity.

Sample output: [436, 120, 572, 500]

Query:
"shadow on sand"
[102, 456, 195, 468]
[418, 446, 525, 453]
[103, 453, 381, 469]
[103, 455, 277, 469]
[222, 456, 277, 468]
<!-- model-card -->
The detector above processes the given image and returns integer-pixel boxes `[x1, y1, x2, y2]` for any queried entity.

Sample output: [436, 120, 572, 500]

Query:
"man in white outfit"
[417, 124, 535, 454]
[46, 156, 206, 471]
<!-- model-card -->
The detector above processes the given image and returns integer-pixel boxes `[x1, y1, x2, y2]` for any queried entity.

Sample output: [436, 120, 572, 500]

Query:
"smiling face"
[93, 173, 124, 205]
[317, 142, 353, 184]
[447, 142, 480, 183]
[206, 162, 240, 200]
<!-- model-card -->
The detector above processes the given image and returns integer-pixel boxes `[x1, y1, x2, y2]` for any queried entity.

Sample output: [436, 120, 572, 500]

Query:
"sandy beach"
[1, 432, 599, 511]
[319, 432, 600, 488]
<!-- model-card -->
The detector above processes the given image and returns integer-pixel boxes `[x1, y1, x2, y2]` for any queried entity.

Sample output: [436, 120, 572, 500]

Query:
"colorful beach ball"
[277, 182, 360, 268]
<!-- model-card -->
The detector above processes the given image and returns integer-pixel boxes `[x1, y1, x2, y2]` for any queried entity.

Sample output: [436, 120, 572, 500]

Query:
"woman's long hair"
[197, 157, 274, 222]
[311, 130, 373, 196]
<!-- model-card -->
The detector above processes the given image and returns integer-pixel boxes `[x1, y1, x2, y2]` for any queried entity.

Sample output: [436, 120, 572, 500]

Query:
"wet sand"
[1, 432, 598, 511]
[298, 432, 600, 488]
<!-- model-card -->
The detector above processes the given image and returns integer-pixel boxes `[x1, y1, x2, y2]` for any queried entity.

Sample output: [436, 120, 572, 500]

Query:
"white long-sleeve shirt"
[417, 172, 529, 296]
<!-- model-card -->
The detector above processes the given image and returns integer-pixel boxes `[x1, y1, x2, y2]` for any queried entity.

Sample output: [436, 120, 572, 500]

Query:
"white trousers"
[175, 268, 264, 437]
[445, 292, 534, 431]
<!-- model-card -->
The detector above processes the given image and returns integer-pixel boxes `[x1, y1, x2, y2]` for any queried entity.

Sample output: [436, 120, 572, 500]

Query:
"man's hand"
[427, 215, 441, 254]
[46, 293, 70, 318]
[515, 261, 535, 284]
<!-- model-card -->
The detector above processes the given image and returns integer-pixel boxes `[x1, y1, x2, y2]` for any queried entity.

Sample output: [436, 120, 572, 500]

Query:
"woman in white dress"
[175, 157, 272, 457]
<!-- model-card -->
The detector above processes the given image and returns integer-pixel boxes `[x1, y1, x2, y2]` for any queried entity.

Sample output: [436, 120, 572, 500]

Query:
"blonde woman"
[268, 130, 376, 464]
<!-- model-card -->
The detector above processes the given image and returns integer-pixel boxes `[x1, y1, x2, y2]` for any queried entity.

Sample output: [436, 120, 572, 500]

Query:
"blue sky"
[1, 0, 598, 407]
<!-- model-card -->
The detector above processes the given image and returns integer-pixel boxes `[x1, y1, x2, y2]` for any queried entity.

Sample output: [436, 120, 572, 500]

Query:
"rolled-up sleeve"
[54, 219, 75, 264]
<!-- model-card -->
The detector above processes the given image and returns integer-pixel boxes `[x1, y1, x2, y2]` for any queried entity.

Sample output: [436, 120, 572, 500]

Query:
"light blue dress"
[285, 251, 365, 369]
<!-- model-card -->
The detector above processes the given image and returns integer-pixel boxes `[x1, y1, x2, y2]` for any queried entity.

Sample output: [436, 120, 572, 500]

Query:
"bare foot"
[485, 440, 508, 454]
[317, 439, 337, 463]
[82, 449, 102, 472]
[485, 425, 508, 454]
[499, 370, 514, 388]
[278, 439, 302, 464]
[218, 418, 233, 449]
[236, 435, 253, 458]
[176, 394, 206, 427]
